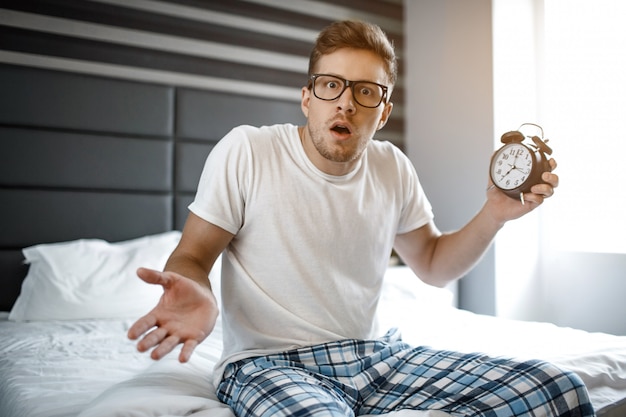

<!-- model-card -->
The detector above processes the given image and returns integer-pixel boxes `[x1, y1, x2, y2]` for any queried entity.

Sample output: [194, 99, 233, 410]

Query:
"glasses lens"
[353, 81, 384, 108]
[313, 75, 384, 108]
[313, 75, 345, 100]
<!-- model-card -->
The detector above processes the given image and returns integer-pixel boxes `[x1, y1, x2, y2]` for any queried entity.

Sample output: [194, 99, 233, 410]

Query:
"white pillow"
[9, 231, 182, 321]
[376, 265, 455, 335]
[381, 265, 454, 308]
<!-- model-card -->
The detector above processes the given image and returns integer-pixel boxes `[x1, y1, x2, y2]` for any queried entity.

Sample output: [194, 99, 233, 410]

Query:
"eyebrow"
[316, 73, 387, 85]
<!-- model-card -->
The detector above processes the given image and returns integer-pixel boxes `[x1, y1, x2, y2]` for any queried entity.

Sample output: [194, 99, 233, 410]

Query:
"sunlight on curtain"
[493, 0, 542, 320]
[493, 0, 626, 320]
[541, 0, 626, 254]
[493, 0, 626, 328]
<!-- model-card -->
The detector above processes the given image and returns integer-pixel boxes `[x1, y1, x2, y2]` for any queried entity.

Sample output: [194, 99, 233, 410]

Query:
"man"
[129, 20, 593, 417]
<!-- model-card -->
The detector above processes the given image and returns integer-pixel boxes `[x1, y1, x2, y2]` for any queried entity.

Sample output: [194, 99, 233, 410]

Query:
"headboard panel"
[1, 127, 173, 192]
[0, 65, 174, 135]
[0, 63, 305, 311]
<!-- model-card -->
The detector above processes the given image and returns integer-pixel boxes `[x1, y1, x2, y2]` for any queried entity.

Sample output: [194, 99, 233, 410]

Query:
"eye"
[358, 86, 374, 97]
[326, 80, 340, 90]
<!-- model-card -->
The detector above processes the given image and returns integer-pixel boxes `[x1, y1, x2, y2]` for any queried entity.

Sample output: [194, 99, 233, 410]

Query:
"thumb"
[136, 267, 171, 287]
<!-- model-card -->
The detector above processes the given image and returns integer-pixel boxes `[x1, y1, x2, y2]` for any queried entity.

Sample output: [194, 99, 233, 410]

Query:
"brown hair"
[308, 20, 397, 86]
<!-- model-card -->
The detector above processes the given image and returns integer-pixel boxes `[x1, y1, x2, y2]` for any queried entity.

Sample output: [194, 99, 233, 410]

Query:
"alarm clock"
[489, 123, 553, 199]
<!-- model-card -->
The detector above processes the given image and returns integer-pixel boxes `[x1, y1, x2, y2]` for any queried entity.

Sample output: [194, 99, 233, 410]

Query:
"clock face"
[490, 143, 534, 191]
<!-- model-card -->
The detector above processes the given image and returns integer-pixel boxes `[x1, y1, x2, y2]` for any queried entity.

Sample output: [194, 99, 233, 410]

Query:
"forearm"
[427, 205, 504, 285]
[396, 202, 505, 288]
[163, 251, 216, 290]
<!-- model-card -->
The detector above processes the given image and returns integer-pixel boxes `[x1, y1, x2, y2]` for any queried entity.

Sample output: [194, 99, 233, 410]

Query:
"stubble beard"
[306, 124, 368, 164]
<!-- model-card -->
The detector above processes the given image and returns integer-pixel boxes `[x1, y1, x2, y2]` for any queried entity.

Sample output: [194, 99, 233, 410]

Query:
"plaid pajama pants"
[216, 329, 595, 417]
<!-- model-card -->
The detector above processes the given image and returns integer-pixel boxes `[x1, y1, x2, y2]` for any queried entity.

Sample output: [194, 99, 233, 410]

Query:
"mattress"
[2, 267, 626, 417]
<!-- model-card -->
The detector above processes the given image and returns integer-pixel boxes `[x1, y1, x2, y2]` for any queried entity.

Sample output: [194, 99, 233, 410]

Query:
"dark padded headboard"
[0, 63, 305, 311]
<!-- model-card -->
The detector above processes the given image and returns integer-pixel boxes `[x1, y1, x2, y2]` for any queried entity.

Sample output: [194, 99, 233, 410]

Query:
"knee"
[221, 366, 354, 417]
[533, 359, 588, 393]
[524, 360, 594, 416]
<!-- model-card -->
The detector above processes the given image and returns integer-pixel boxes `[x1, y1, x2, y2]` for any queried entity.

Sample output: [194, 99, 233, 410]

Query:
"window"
[493, 0, 626, 320]
[541, 0, 626, 253]
[494, 0, 626, 255]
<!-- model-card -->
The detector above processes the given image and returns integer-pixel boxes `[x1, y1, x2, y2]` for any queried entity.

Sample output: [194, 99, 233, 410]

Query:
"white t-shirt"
[188, 123, 433, 382]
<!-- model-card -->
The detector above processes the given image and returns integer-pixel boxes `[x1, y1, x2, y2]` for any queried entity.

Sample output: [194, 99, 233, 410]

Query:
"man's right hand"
[127, 268, 219, 363]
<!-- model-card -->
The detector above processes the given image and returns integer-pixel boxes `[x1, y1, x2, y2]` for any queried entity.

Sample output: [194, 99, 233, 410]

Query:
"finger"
[150, 334, 181, 360]
[549, 158, 557, 171]
[179, 339, 199, 363]
[523, 193, 545, 206]
[529, 186, 553, 199]
[137, 326, 169, 353]
[542, 171, 559, 188]
[127, 314, 157, 340]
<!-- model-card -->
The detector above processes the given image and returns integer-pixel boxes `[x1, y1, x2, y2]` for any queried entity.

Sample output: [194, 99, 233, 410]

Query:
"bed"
[2, 254, 626, 417]
[2, 63, 626, 417]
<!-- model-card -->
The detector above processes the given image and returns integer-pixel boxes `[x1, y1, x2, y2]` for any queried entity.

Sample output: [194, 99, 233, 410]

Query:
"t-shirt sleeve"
[188, 126, 252, 235]
[395, 150, 434, 235]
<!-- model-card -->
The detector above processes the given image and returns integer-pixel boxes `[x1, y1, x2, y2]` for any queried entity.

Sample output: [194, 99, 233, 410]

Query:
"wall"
[404, 0, 496, 315]
[0, 0, 404, 145]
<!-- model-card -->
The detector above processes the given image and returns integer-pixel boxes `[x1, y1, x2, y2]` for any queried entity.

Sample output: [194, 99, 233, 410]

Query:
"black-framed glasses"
[309, 74, 389, 108]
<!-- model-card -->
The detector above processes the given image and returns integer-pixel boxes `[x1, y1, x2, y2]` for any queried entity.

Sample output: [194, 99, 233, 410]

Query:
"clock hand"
[505, 154, 525, 178]
[500, 163, 515, 180]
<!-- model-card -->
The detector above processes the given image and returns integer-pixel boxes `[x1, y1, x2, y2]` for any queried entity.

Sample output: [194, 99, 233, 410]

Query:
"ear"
[301, 86, 311, 118]
[376, 101, 393, 131]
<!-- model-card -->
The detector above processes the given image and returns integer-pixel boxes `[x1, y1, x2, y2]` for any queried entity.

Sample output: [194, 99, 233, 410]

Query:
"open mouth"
[331, 123, 352, 135]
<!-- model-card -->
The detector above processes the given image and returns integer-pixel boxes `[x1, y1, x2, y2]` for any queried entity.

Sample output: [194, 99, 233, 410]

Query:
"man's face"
[300, 48, 394, 176]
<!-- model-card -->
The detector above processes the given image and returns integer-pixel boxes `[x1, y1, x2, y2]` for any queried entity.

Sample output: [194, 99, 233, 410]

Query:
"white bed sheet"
[0, 311, 231, 417]
[2, 266, 626, 417]
[0, 314, 149, 417]
[378, 267, 626, 413]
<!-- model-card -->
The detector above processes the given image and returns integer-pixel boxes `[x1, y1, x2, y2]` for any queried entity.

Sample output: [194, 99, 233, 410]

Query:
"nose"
[336, 86, 356, 113]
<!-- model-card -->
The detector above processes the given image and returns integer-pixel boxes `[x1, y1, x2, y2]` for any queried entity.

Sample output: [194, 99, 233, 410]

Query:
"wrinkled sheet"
[2, 267, 626, 417]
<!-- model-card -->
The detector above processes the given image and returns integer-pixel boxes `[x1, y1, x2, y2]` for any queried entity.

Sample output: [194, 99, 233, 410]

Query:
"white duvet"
[2, 267, 626, 417]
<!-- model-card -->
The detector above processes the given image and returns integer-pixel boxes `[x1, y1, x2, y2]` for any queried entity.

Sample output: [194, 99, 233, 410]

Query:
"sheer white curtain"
[541, 0, 626, 254]
[494, 0, 626, 323]
[493, 0, 543, 320]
